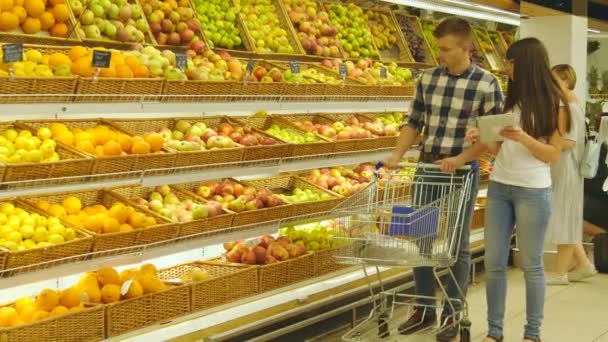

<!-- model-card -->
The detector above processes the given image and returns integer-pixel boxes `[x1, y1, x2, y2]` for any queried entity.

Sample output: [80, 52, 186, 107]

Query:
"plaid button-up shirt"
[407, 65, 504, 156]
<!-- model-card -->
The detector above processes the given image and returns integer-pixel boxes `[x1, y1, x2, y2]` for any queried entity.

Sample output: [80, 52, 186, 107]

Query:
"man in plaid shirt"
[385, 17, 503, 340]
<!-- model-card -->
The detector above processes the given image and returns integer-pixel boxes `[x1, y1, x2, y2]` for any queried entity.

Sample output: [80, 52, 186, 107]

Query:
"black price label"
[2, 44, 23, 64]
[380, 66, 387, 79]
[289, 60, 300, 74]
[175, 53, 187, 71]
[339, 63, 347, 78]
[246, 59, 255, 74]
[92, 50, 111, 68]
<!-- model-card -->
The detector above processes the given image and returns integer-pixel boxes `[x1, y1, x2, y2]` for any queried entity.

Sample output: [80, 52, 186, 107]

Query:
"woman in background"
[545, 64, 596, 285]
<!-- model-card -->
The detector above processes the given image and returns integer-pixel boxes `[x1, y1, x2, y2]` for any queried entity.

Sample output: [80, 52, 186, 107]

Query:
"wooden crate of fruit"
[393, 12, 437, 67]
[22, 189, 177, 252]
[230, 59, 288, 97]
[279, 113, 356, 153]
[111, 117, 245, 167]
[237, 0, 305, 58]
[354, 112, 401, 149]
[158, 260, 258, 312]
[138, 0, 203, 50]
[257, 252, 315, 292]
[19, 119, 177, 175]
[487, 30, 508, 61]
[75, 77, 165, 103]
[241, 175, 343, 218]
[174, 178, 294, 227]
[222, 117, 292, 161]
[0, 1, 81, 46]
[296, 163, 373, 197]
[192, 0, 255, 55]
[233, 116, 334, 157]
[0, 122, 94, 183]
[267, 61, 348, 97]
[0, 302, 104, 342]
[0, 200, 93, 275]
[109, 185, 233, 238]
[364, 7, 413, 64]
[474, 28, 504, 72]
[102, 264, 191, 337]
[162, 79, 236, 101]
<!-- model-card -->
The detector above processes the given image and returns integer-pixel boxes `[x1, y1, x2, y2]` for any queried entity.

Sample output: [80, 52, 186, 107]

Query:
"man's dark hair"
[433, 17, 473, 40]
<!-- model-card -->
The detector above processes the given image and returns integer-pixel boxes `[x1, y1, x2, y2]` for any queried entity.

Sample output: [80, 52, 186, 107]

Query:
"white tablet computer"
[477, 112, 519, 143]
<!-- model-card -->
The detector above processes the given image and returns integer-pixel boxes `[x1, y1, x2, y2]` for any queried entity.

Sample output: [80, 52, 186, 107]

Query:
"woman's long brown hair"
[505, 38, 570, 138]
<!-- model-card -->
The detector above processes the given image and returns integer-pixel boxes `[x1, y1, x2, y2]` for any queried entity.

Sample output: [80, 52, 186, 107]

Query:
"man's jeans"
[411, 165, 479, 317]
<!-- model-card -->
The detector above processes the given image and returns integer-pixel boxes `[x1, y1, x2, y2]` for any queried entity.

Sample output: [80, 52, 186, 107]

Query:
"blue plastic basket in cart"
[388, 205, 440, 238]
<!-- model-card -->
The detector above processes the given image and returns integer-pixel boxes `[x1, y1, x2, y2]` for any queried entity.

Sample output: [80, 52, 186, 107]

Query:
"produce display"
[194, 179, 286, 213]
[365, 9, 398, 51]
[0, 126, 60, 163]
[394, 14, 429, 63]
[294, 113, 400, 140]
[47, 122, 162, 156]
[301, 164, 372, 196]
[283, 0, 341, 58]
[236, 0, 296, 54]
[326, 2, 378, 59]
[36, 196, 157, 234]
[223, 235, 306, 264]
[193, 0, 243, 49]
[153, 119, 239, 152]
[136, 185, 223, 222]
[0, 48, 71, 77]
[421, 20, 437, 58]
[280, 222, 340, 251]
[0, 0, 73, 37]
[321, 58, 413, 86]
[70, 0, 149, 43]
[140, 0, 201, 46]
[264, 123, 321, 144]
[275, 187, 333, 204]
[0, 202, 76, 251]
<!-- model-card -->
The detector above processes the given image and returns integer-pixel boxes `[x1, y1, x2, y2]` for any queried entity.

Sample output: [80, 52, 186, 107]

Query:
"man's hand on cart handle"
[434, 155, 466, 174]
[382, 153, 401, 169]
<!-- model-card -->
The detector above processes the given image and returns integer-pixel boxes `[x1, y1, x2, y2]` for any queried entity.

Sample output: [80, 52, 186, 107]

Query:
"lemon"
[0, 203, 15, 215]
[25, 50, 42, 64]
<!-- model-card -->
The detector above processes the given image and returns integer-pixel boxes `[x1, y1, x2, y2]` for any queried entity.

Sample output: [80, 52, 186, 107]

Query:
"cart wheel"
[377, 313, 390, 339]
[460, 327, 471, 342]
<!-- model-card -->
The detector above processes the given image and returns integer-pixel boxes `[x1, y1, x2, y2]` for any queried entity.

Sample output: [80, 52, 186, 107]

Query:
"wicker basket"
[323, 112, 400, 151]
[313, 247, 350, 276]
[104, 283, 190, 337]
[364, 7, 413, 64]
[267, 61, 348, 96]
[474, 28, 505, 72]
[393, 12, 437, 66]
[19, 119, 176, 175]
[230, 59, 288, 96]
[74, 77, 165, 103]
[0, 122, 93, 183]
[238, 0, 305, 57]
[0, 76, 77, 104]
[158, 261, 258, 312]
[256, 253, 315, 292]
[233, 116, 333, 157]
[21, 189, 177, 252]
[0, 304, 104, 342]
[111, 116, 245, 168]
[174, 178, 293, 227]
[194, 0, 255, 55]
[162, 80, 236, 102]
[109, 185, 233, 238]
[241, 175, 342, 218]
[0, 200, 93, 274]
[221, 117, 291, 161]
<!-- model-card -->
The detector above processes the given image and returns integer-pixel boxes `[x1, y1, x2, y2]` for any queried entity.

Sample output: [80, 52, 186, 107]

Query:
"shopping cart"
[332, 162, 476, 341]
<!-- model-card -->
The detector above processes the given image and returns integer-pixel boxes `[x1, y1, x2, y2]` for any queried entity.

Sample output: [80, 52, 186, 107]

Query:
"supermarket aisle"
[321, 269, 608, 341]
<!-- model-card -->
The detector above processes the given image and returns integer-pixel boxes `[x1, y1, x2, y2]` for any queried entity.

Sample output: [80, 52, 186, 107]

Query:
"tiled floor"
[324, 269, 608, 342]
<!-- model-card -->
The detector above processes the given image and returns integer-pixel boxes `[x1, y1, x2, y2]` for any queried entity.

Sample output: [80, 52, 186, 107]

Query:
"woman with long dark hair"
[483, 38, 570, 342]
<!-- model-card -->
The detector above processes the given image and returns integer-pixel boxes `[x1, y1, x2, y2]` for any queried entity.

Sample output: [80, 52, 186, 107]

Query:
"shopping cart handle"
[376, 161, 473, 171]
[375, 161, 384, 169]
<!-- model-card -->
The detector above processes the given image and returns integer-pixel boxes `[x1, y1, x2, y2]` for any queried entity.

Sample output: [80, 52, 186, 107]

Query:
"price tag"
[2, 44, 23, 64]
[246, 59, 255, 75]
[92, 50, 111, 68]
[289, 60, 300, 74]
[175, 53, 187, 71]
[339, 63, 347, 78]
[380, 65, 387, 79]
[120, 279, 133, 296]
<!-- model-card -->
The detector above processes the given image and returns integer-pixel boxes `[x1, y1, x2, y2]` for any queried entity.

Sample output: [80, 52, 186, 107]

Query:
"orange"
[108, 202, 129, 223]
[52, 3, 69, 22]
[144, 133, 163, 152]
[14, 0, 23, 5]
[55, 129, 74, 146]
[71, 56, 94, 77]
[75, 140, 95, 154]
[127, 212, 147, 228]
[98, 65, 116, 78]
[102, 140, 121, 156]
[50, 306, 68, 316]
[0, 0, 14, 11]
[49, 0, 64, 4]
[24, 0, 45, 18]
[49, 22, 68, 38]
[143, 216, 156, 227]
[132, 64, 149, 78]
[35, 289, 59, 312]
[22, 17, 41, 34]
[110, 51, 124, 67]
[74, 131, 93, 144]
[59, 287, 82, 308]
[94, 145, 104, 157]
[131, 140, 150, 155]
[36, 200, 50, 211]
[100, 284, 120, 304]
[0, 307, 18, 327]
[115, 64, 133, 78]
[117, 134, 132, 153]
[119, 223, 134, 232]
[92, 125, 111, 145]
[0, 12, 19, 31]
[48, 52, 70, 68]
[50, 122, 68, 137]
[12, 6, 27, 24]
[124, 55, 139, 69]
[62, 196, 81, 215]
[83, 214, 103, 233]
[68, 46, 88, 62]
[47, 204, 67, 217]
[96, 267, 120, 286]
[39, 11, 55, 30]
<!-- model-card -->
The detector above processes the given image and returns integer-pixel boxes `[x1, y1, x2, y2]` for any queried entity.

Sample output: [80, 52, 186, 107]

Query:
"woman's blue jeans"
[484, 181, 552, 339]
